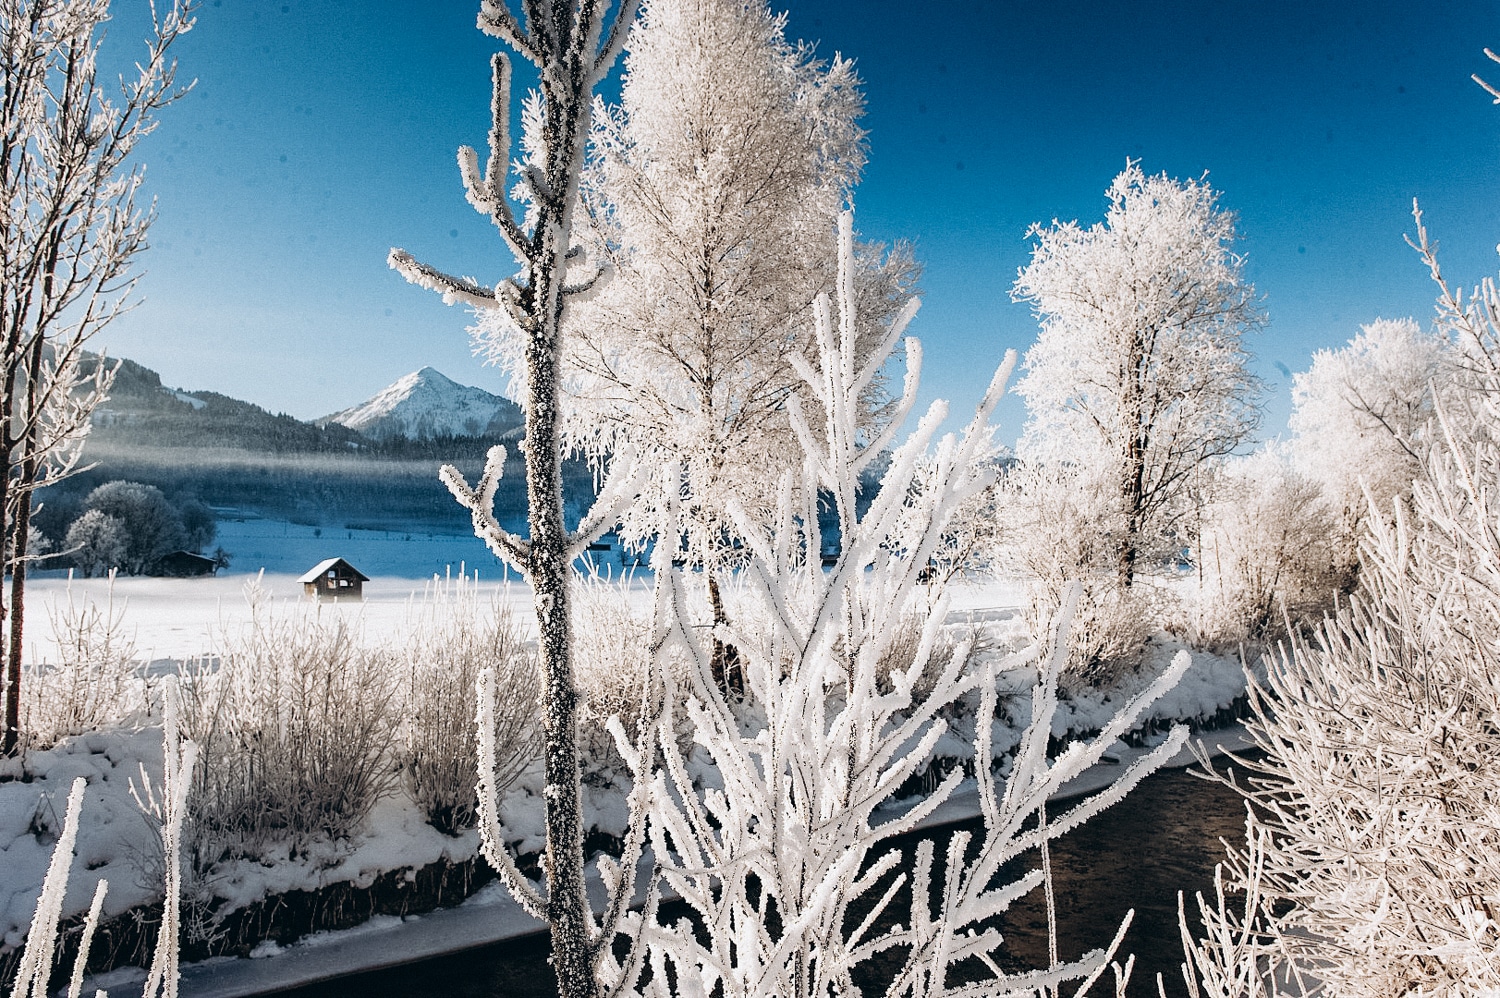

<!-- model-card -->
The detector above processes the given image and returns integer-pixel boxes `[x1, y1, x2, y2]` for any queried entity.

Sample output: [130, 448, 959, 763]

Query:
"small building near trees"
[299, 557, 369, 601]
[155, 550, 217, 578]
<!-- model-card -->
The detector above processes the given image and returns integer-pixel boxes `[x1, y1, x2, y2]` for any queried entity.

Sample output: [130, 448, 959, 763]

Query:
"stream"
[273, 762, 1249, 998]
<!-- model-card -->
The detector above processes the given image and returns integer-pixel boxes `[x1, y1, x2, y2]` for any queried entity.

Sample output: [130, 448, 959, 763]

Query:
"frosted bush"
[178, 593, 400, 869]
[1184, 228, 1500, 993]
[1189, 446, 1346, 650]
[571, 577, 696, 773]
[18, 574, 142, 750]
[991, 462, 1154, 689]
[397, 576, 540, 835]
[548, 213, 1193, 998]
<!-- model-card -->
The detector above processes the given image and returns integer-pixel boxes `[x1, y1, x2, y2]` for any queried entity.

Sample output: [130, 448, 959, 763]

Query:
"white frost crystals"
[513, 212, 1198, 998]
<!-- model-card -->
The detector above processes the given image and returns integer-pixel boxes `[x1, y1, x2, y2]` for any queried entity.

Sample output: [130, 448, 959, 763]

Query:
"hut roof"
[297, 557, 370, 584]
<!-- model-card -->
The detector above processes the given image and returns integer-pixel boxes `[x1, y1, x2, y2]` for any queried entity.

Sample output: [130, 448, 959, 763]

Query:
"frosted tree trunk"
[389, 5, 641, 997]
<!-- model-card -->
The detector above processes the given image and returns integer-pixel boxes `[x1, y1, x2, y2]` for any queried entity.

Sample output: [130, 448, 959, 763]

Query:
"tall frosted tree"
[526, 0, 908, 677]
[1013, 162, 1262, 588]
[0, 0, 193, 756]
[388, 3, 641, 997]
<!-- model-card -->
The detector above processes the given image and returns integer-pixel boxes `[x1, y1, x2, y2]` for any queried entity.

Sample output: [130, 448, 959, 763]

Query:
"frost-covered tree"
[0, 0, 194, 756]
[583, 213, 1194, 997]
[64, 508, 127, 577]
[1288, 316, 1456, 565]
[387, 3, 642, 996]
[538, 0, 907, 679]
[79, 480, 187, 574]
[1012, 162, 1263, 589]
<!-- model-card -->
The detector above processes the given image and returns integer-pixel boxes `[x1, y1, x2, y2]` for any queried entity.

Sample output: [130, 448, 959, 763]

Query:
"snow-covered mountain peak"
[322, 368, 522, 442]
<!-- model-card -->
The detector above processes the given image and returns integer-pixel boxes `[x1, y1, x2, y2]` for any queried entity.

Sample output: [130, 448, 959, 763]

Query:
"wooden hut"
[299, 557, 369, 601]
[155, 550, 217, 577]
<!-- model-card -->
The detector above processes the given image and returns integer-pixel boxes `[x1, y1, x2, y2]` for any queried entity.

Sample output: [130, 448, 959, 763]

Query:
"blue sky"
[102, 0, 1500, 444]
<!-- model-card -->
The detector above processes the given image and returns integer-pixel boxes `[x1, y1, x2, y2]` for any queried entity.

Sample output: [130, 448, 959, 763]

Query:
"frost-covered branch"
[567, 446, 647, 560]
[387, 248, 501, 311]
[2, 0, 195, 755]
[607, 211, 1190, 998]
[11, 777, 87, 998]
[134, 676, 197, 998]
[476, 667, 548, 920]
[441, 446, 531, 574]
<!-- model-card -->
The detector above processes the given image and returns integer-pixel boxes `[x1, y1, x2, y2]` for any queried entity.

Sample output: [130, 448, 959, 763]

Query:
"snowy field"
[22, 516, 1028, 665]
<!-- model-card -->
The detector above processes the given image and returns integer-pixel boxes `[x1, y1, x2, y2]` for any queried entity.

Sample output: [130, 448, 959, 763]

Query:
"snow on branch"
[387, 249, 501, 311]
[566, 446, 647, 561]
[475, 667, 549, 920]
[11, 778, 87, 998]
[441, 446, 531, 575]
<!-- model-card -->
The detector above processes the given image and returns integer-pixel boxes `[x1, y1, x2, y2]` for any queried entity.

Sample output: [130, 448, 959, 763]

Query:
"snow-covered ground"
[3, 561, 1253, 997]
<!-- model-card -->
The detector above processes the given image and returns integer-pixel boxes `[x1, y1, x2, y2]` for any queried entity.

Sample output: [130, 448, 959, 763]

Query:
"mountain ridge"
[319, 367, 524, 443]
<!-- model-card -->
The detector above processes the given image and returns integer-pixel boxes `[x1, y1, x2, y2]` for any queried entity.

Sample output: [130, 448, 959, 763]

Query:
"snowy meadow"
[4, 0, 1500, 997]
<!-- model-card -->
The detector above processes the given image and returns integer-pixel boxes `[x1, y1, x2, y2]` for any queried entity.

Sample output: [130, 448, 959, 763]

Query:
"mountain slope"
[319, 367, 523, 442]
[85, 355, 366, 453]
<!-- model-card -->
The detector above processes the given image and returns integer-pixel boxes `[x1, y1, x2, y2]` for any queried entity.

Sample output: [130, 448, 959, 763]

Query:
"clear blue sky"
[101, 0, 1500, 444]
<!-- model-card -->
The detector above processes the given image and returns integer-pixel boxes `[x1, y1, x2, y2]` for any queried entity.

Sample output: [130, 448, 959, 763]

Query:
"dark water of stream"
[274, 763, 1248, 998]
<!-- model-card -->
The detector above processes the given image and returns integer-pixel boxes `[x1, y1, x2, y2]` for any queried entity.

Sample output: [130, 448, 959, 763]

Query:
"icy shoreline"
[84, 723, 1254, 998]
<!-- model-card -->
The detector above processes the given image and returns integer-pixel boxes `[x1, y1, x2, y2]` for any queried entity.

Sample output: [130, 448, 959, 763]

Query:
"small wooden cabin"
[156, 550, 217, 578]
[299, 557, 369, 601]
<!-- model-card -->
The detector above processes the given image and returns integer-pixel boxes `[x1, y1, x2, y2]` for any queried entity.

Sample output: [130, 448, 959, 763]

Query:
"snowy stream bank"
[78, 723, 1253, 998]
[0, 575, 1257, 997]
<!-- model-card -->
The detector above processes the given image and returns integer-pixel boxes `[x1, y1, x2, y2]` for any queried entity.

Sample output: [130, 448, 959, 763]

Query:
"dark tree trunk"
[706, 571, 740, 694]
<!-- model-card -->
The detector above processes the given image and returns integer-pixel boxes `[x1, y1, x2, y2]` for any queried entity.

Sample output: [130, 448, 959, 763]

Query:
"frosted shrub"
[1182, 214, 1500, 996]
[1186, 451, 1500, 993]
[19, 574, 142, 750]
[1189, 447, 1345, 649]
[536, 214, 1193, 998]
[398, 578, 539, 835]
[571, 577, 697, 772]
[179, 596, 400, 867]
[992, 462, 1152, 689]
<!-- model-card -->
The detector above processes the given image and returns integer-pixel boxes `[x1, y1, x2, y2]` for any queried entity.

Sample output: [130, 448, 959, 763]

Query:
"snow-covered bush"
[17, 575, 142, 750]
[1185, 226, 1500, 995]
[990, 461, 1152, 689]
[397, 578, 539, 836]
[570, 577, 692, 775]
[178, 594, 400, 868]
[1188, 446, 1345, 649]
[1186, 448, 1500, 992]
